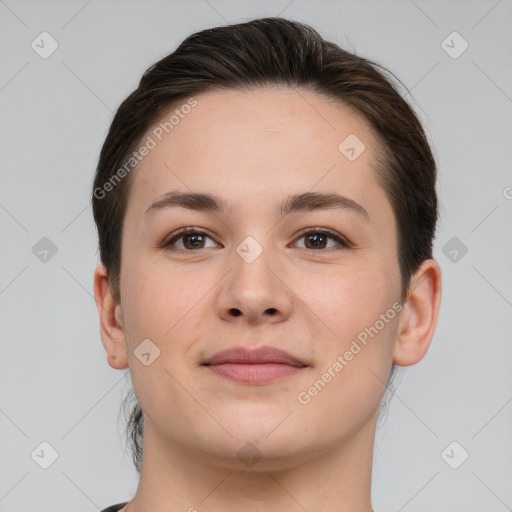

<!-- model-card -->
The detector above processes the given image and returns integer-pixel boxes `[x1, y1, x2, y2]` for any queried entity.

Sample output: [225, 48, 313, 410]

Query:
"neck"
[124, 415, 377, 512]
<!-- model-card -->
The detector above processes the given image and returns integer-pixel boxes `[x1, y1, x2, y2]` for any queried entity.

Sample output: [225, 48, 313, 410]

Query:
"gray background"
[1, 0, 511, 511]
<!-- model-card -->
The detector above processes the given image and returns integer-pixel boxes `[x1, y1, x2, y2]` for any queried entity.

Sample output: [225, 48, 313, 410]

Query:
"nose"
[215, 246, 293, 325]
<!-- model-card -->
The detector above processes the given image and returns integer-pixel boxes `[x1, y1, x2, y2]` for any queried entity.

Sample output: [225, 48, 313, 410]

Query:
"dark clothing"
[99, 504, 128, 512]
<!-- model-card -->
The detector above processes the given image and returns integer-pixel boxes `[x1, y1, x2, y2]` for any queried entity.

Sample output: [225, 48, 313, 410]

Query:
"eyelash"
[161, 227, 351, 253]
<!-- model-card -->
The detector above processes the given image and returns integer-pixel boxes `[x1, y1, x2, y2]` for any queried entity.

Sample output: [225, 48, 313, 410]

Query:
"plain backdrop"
[1, 1, 511, 511]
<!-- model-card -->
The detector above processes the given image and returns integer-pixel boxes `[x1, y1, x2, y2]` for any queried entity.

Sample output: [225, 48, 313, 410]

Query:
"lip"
[202, 346, 308, 384]
[203, 345, 306, 366]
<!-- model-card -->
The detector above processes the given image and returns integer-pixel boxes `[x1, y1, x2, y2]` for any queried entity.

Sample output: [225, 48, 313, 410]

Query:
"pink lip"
[203, 346, 308, 383]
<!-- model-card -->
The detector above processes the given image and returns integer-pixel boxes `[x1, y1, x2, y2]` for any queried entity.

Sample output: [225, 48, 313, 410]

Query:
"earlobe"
[393, 259, 442, 366]
[93, 264, 129, 370]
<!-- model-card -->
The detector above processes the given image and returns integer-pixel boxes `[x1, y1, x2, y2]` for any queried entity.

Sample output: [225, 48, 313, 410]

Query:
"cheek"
[122, 261, 202, 341]
[295, 261, 391, 333]
[296, 258, 399, 394]
[119, 261, 209, 419]
[295, 270, 399, 429]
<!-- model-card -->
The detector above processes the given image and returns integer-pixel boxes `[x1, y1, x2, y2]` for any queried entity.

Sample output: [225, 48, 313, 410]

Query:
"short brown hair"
[92, 17, 438, 473]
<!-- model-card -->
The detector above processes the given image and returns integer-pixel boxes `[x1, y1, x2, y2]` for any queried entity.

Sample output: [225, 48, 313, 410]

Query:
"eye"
[163, 228, 219, 252]
[292, 228, 350, 251]
[162, 227, 351, 253]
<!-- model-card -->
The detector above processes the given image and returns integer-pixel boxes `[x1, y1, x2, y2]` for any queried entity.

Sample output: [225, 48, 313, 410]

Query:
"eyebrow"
[144, 190, 370, 220]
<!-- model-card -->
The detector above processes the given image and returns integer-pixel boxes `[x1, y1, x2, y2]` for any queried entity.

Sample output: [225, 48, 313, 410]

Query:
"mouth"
[202, 345, 309, 384]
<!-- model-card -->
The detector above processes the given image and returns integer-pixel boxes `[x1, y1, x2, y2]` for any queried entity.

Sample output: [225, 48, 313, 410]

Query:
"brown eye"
[304, 232, 328, 249]
[182, 232, 206, 249]
[293, 229, 350, 251]
[164, 229, 218, 252]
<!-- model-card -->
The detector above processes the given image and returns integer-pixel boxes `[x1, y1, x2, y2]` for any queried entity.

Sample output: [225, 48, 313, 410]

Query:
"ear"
[393, 259, 442, 366]
[93, 263, 129, 370]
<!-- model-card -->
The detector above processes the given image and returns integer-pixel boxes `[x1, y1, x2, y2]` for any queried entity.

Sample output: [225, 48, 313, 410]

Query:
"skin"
[94, 87, 442, 512]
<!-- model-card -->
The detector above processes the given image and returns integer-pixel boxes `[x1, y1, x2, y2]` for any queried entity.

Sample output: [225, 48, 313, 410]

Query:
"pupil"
[182, 233, 328, 250]
[185, 233, 203, 248]
[307, 234, 326, 249]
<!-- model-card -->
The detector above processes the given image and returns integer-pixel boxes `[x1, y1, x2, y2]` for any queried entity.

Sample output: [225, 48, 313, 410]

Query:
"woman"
[92, 17, 441, 512]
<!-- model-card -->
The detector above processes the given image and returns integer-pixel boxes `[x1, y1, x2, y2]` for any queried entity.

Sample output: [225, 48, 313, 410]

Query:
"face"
[116, 87, 403, 469]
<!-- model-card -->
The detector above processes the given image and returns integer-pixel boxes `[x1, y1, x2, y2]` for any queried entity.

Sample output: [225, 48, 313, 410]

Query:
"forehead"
[128, 86, 389, 221]
[150, 87, 375, 164]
